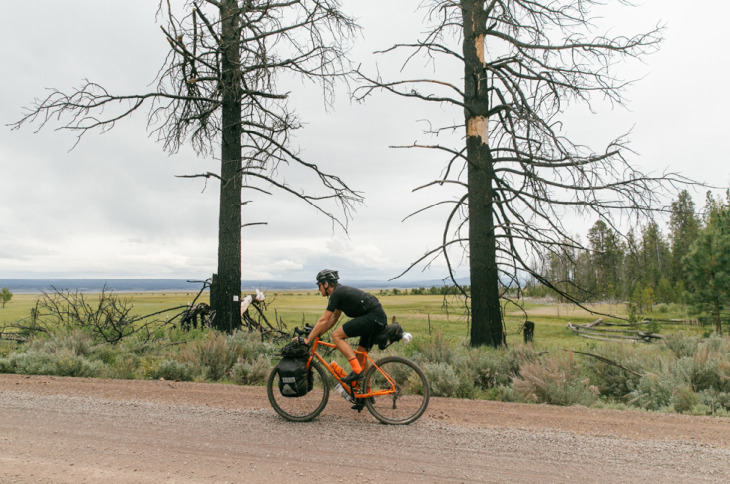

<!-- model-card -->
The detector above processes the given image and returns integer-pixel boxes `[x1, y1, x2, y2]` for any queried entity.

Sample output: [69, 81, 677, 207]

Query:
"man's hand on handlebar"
[292, 326, 313, 345]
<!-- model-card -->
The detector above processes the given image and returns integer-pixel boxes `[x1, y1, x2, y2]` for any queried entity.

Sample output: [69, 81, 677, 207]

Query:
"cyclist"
[300, 269, 387, 387]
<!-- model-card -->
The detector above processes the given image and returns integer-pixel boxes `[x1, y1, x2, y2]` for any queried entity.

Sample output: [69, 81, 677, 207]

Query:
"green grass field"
[1, 290, 725, 415]
[1, 290, 705, 350]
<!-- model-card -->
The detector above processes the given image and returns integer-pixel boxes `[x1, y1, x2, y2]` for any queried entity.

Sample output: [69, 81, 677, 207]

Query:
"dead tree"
[13, 0, 362, 333]
[7, 285, 187, 344]
[356, 0, 692, 347]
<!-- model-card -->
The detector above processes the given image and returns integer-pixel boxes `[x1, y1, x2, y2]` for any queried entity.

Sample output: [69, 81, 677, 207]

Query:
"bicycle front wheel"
[363, 356, 430, 425]
[267, 360, 329, 422]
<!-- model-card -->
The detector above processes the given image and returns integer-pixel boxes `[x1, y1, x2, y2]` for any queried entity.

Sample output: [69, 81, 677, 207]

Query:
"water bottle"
[402, 332, 413, 344]
[334, 383, 355, 403]
[330, 361, 347, 379]
[331, 361, 355, 403]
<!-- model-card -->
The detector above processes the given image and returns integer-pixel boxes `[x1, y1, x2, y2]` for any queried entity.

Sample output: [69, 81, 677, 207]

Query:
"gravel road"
[1, 374, 729, 483]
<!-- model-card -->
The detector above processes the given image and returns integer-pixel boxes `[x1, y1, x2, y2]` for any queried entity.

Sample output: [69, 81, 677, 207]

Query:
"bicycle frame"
[307, 338, 397, 399]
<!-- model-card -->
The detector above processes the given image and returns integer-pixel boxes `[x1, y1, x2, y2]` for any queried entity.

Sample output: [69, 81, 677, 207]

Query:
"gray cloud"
[2, 0, 728, 281]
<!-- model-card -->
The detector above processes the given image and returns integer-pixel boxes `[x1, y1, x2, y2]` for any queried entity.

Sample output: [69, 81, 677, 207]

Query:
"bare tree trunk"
[215, 0, 243, 332]
[463, 0, 503, 347]
[713, 298, 723, 336]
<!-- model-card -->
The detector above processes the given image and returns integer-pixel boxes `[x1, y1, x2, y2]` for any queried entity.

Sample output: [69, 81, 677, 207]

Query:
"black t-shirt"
[326, 285, 381, 318]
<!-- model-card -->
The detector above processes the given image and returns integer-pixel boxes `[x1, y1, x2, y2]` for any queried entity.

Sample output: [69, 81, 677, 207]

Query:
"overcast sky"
[1, 1, 729, 283]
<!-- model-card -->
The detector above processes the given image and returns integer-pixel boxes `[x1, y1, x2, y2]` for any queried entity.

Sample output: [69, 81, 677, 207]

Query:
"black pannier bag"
[373, 322, 405, 350]
[275, 341, 311, 397]
[275, 357, 310, 397]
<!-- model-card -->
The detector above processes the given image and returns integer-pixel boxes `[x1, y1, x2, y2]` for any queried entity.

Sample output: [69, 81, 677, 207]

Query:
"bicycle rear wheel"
[363, 356, 430, 425]
[267, 360, 329, 422]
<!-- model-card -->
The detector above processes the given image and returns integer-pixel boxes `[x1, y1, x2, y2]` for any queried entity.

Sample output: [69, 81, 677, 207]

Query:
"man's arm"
[304, 309, 342, 344]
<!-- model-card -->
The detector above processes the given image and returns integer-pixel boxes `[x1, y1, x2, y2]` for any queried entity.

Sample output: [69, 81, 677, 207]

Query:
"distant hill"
[0, 278, 470, 294]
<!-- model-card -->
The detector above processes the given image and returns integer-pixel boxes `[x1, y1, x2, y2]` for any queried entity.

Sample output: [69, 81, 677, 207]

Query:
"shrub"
[671, 385, 699, 413]
[108, 353, 142, 379]
[583, 345, 648, 398]
[23, 330, 96, 357]
[512, 352, 598, 406]
[5, 349, 104, 378]
[229, 355, 270, 385]
[53, 349, 86, 376]
[663, 333, 701, 359]
[414, 331, 458, 365]
[90, 345, 118, 366]
[180, 331, 235, 381]
[485, 384, 524, 403]
[422, 362, 463, 397]
[0, 357, 15, 373]
[690, 346, 726, 392]
[227, 330, 277, 362]
[460, 345, 536, 390]
[697, 389, 730, 414]
[463, 350, 511, 390]
[9, 350, 59, 376]
[629, 357, 691, 411]
[150, 359, 193, 381]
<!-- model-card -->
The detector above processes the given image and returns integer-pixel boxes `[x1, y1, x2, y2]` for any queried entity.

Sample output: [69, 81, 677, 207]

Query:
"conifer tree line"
[524, 190, 730, 333]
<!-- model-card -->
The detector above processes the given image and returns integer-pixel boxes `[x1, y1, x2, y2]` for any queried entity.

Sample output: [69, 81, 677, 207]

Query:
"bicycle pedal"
[341, 370, 363, 386]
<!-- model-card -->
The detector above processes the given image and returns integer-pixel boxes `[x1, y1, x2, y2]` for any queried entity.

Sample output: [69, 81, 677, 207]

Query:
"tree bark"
[214, 0, 243, 332]
[462, 0, 503, 347]
[713, 298, 722, 335]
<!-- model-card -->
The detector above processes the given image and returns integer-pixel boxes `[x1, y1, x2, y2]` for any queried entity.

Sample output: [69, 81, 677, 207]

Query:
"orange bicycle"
[266, 325, 430, 425]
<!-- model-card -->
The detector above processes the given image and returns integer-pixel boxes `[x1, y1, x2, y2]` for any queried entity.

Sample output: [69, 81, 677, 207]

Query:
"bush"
[24, 330, 96, 357]
[512, 352, 598, 406]
[663, 333, 701, 358]
[229, 355, 270, 385]
[176, 329, 278, 382]
[463, 350, 511, 390]
[149, 359, 193, 381]
[690, 348, 726, 392]
[629, 360, 689, 411]
[460, 345, 538, 391]
[227, 330, 277, 362]
[4, 349, 104, 378]
[697, 389, 730, 414]
[422, 362, 463, 397]
[672, 385, 699, 413]
[0, 357, 15, 373]
[107, 353, 142, 380]
[180, 331, 235, 381]
[583, 345, 647, 398]
[414, 331, 458, 365]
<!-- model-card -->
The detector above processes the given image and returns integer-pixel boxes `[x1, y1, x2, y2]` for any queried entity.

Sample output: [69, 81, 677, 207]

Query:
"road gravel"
[1, 374, 729, 483]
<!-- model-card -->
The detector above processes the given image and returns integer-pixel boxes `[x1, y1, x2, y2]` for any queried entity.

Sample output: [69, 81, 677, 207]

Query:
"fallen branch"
[565, 349, 642, 377]
[568, 321, 663, 343]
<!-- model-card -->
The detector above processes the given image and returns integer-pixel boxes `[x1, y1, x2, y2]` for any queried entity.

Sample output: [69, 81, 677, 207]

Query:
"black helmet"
[316, 269, 339, 284]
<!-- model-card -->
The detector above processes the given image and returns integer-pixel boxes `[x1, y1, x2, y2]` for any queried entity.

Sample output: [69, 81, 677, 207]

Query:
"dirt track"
[1, 374, 729, 483]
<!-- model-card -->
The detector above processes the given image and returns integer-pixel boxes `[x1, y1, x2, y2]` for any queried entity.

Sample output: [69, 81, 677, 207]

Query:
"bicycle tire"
[363, 355, 430, 425]
[267, 359, 329, 422]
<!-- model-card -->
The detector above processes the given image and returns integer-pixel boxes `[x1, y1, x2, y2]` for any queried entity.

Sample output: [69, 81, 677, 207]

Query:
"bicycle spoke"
[363, 356, 430, 425]
[267, 360, 329, 422]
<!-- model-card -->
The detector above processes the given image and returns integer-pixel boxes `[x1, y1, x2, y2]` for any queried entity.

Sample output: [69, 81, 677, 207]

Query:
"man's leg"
[332, 327, 362, 375]
[356, 345, 369, 374]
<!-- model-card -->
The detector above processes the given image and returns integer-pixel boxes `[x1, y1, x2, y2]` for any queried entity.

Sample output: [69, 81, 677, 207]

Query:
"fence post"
[523, 320, 534, 343]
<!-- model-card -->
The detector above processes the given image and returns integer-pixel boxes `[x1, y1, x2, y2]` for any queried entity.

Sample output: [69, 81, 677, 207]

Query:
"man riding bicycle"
[300, 269, 387, 387]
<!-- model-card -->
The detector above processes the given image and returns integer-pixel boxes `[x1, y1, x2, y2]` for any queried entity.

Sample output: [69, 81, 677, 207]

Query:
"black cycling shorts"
[342, 308, 387, 350]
